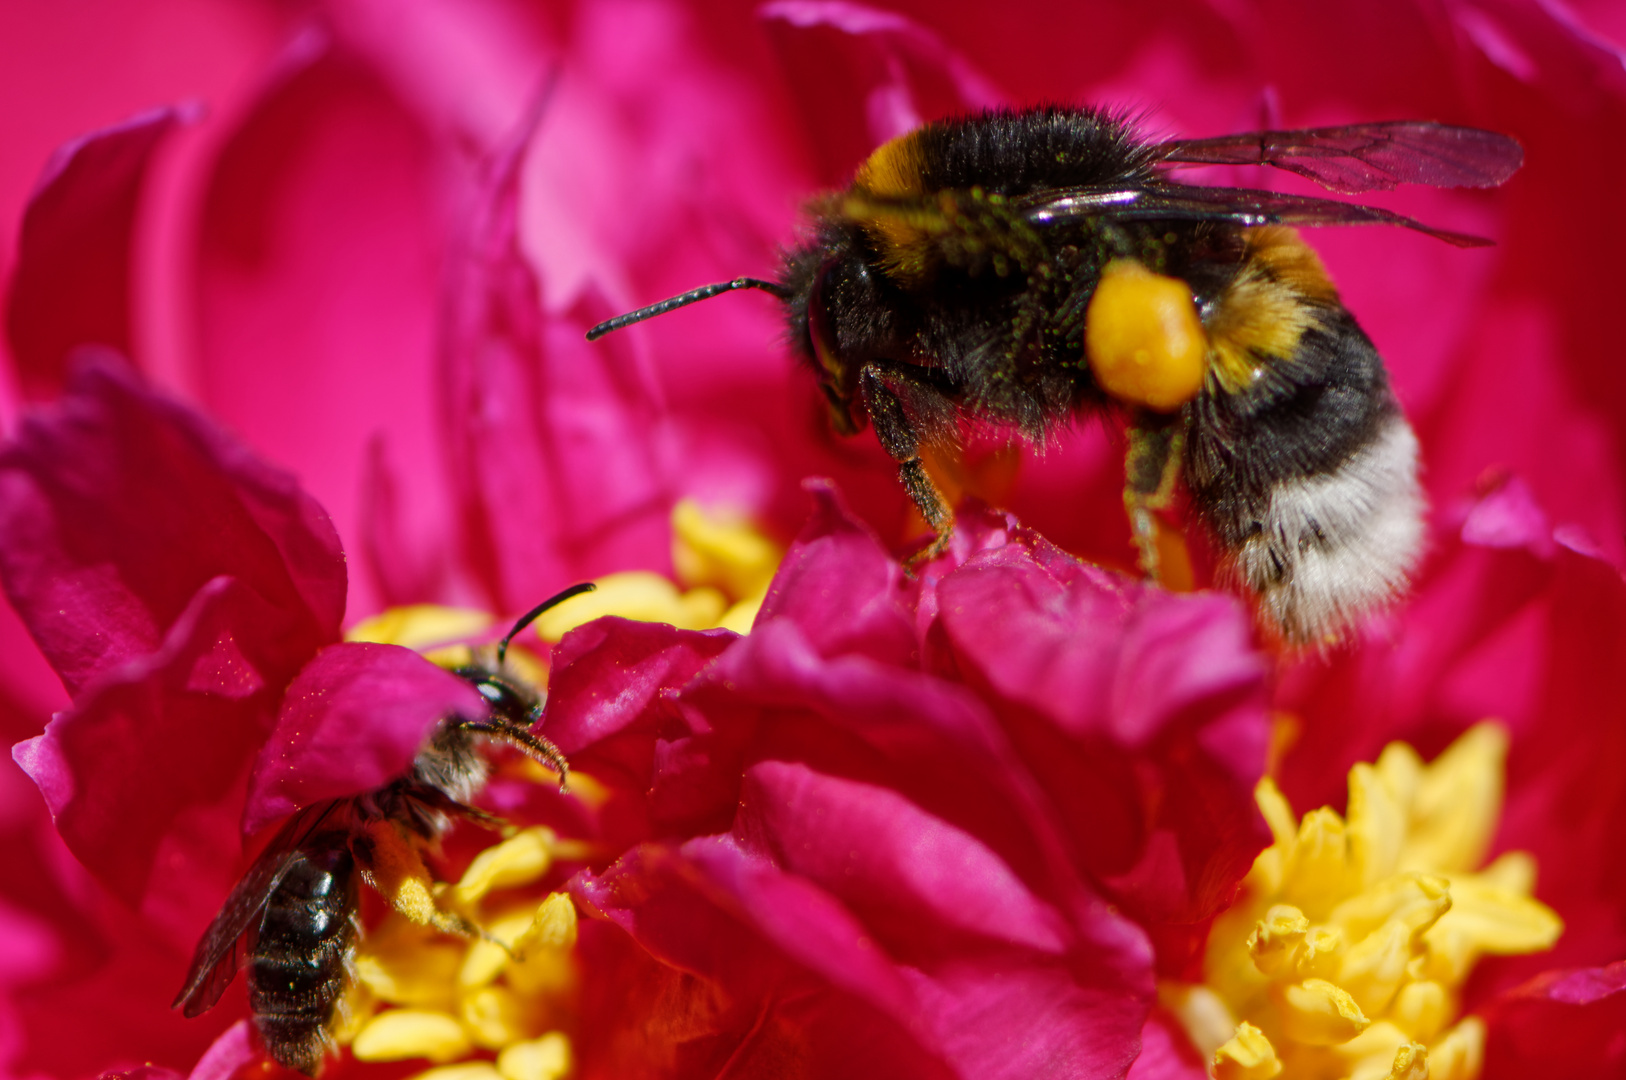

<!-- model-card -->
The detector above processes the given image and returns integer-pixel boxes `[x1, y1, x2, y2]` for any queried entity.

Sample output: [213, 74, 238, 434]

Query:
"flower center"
[1164, 724, 1562, 1080]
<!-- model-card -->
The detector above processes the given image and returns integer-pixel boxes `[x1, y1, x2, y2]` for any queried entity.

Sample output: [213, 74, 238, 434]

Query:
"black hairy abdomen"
[1184, 308, 1397, 544]
[249, 844, 358, 1076]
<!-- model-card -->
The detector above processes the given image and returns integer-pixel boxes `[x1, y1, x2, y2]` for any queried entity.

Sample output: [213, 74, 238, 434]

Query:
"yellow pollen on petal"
[1170, 723, 1560, 1080]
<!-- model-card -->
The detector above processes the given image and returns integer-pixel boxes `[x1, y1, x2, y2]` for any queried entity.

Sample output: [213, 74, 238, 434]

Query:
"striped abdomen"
[248, 843, 358, 1076]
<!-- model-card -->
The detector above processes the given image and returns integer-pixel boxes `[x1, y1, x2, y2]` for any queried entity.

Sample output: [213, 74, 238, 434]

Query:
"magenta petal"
[761, 1, 1004, 182]
[0, 355, 345, 698]
[186, 1021, 256, 1080]
[575, 841, 959, 1078]
[1483, 960, 1626, 1078]
[937, 551, 1271, 936]
[4, 106, 192, 398]
[244, 642, 489, 834]
[755, 480, 916, 663]
[11, 574, 282, 927]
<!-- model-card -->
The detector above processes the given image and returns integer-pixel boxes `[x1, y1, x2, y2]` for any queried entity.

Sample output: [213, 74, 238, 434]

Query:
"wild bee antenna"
[497, 582, 597, 665]
[585, 277, 793, 340]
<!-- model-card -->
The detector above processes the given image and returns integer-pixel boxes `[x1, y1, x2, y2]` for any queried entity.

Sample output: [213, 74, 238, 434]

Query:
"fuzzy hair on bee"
[587, 106, 1521, 645]
[173, 584, 594, 1076]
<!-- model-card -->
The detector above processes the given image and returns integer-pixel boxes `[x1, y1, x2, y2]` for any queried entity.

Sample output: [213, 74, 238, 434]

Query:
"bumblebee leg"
[1124, 411, 1185, 582]
[858, 364, 954, 562]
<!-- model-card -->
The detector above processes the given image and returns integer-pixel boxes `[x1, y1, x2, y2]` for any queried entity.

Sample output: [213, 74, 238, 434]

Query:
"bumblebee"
[587, 106, 1521, 644]
[172, 584, 594, 1075]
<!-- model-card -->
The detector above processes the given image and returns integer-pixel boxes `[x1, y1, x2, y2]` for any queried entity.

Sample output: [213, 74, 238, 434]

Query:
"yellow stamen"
[346, 606, 494, 648]
[351, 1009, 471, 1063]
[1175, 723, 1560, 1080]
[1214, 1022, 1284, 1080]
[496, 1034, 572, 1080]
[454, 827, 557, 906]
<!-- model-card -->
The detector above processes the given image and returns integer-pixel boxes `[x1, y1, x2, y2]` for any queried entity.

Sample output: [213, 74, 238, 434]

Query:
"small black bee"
[172, 584, 594, 1076]
[587, 106, 1521, 644]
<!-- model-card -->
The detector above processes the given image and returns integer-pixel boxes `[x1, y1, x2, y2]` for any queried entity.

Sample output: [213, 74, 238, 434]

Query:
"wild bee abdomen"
[249, 843, 358, 1076]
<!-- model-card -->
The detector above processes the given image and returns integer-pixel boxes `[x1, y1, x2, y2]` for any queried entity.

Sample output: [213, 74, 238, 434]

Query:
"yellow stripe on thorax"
[1205, 226, 1340, 392]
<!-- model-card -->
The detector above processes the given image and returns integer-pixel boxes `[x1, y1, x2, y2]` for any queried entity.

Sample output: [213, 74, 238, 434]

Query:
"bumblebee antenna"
[585, 277, 794, 340]
[497, 582, 596, 665]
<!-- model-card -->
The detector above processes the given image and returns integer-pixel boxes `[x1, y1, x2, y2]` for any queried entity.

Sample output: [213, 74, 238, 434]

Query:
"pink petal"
[440, 100, 673, 612]
[3, 106, 192, 399]
[194, 34, 448, 620]
[1483, 961, 1626, 1078]
[761, 1, 1005, 183]
[754, 480, 916, 664]
[935, 547, 1271, 936]
[243, 642, 489, 835]
[0, 355, 344, 697]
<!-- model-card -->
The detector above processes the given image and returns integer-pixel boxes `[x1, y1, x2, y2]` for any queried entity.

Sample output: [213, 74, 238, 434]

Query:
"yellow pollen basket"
[1085, 259, 1208, 412]
[1170, 723, 1561, 1080]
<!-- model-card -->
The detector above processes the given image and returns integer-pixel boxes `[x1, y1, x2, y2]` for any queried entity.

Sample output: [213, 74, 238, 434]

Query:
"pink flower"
[544, 484, 1272, 1075]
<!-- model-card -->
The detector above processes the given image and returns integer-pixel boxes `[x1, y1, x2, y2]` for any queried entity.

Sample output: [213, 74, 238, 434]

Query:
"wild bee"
[587, 106, 1521, 644]
[172, 584, 594, 1075]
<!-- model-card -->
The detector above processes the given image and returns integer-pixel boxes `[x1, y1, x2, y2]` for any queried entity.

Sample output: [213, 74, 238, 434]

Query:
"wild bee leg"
[858, 364, 954, 561]
[454, 719, 570, 792]
[1124, 411, 1185, 582]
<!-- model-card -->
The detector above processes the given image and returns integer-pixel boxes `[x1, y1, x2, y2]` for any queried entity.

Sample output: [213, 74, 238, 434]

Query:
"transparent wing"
[172, 800, 345, 1017]
[1018, 182, 1495, 247]
[1157, 121, 1522, 194]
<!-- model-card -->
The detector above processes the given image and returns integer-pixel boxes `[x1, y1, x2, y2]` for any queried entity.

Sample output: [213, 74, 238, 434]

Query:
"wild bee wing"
[1157, 121, 1522, 194]
[172, 800, 345, 1017]
[1020, 182, 1496, 247]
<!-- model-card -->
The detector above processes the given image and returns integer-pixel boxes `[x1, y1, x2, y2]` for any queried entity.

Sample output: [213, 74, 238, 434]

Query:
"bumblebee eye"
[807, 258, 846, 388]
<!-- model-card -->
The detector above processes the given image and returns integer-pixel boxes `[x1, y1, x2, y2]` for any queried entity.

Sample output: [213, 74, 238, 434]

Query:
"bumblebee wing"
[1157, 121, 1522, 194]
[1021, 182, 1496, 247]
[172, 800, 344, 1017]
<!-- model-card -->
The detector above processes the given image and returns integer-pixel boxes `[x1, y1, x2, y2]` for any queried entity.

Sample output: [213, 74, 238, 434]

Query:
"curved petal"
[0, 355, 344, 697]
[243, 641, 490, 835]
[4, 106, 192, 399]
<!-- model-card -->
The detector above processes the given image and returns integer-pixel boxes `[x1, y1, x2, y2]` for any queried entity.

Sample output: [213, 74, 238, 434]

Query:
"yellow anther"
[1348, 762, 1407, 887]
[1428, 1018, 1485, 1080]
[1400, 725, 1508, 874]
[346, 605, 494, 648]
[1281, 808, 1354, 919]
[1329, 873, 1451, 944]
[459, 905, 540, 989]
[1213, 1022, 1283, 1080]
[461, 985, 535, 1049]
[455, 827, 557, 906]
[1158, 984, 1237, 1059]
[1274, 978, 1371, 1045]
[352, 1008, 472, 1063]
[406, 1064, 503, 1080]
[355, 925, 463, 1009]
[515, 892, 579, 956]
[671, 499, 782, 600]
[1420, 875, 1562, 983]
[1337, 920, 1416, 1017]
[1085, 260, 1208, 411]
[1389, 980, 1450, 1041]
[497, 1033, 573, 1080]
[1172, 724, 1556, 1080]
[1249, 905, 1309, 977]
[1384, 1041, 1429, 1080]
